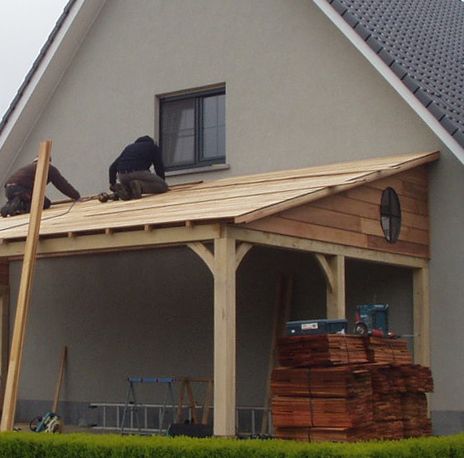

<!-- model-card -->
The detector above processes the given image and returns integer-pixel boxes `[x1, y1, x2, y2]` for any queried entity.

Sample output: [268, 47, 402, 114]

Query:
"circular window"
[380, 187, 401, 243]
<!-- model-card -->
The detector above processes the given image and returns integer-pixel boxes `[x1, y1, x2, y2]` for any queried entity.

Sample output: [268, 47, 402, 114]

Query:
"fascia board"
[313, 0, 464, 166]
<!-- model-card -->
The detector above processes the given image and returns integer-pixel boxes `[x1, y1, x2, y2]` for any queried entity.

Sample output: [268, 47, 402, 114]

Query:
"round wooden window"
[380, 187, 401, 243]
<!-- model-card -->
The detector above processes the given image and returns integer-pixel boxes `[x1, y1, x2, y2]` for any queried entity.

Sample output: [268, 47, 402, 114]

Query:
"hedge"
[0, 432, 464, 457]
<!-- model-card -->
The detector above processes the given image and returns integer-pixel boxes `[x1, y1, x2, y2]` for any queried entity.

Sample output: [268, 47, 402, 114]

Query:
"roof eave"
[313, 0, 464, 166]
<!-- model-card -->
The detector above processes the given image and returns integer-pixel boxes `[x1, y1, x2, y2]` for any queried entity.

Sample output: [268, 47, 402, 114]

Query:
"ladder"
[121, 376, 176, 434]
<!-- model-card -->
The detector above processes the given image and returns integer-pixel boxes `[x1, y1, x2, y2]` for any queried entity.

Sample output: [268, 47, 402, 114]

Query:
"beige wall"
[3, 0, 464, 431]
[7, 0, 440, 201]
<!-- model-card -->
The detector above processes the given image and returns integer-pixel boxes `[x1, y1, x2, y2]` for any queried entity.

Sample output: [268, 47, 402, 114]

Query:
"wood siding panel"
[245, 168, 430, 258]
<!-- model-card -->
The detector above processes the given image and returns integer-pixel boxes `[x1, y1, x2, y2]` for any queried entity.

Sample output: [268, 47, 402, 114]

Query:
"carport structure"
[0, 150, 437, 436]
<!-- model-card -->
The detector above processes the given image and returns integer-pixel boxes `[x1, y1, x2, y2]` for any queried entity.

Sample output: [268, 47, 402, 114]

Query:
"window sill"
[165, 163, 230, 177]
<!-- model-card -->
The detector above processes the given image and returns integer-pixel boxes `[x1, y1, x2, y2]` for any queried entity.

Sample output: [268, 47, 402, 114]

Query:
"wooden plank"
[235, 242, 253, 270]
[213, 234, 236, 437]
[282, 198, 429, 244]
[0, 287, 9, 409]
[246, 215, 429, 258]
[326, 255, 345, 320]
[0, 224, 222, 259]
[0, 153, 437, 242]
[194, 151, 438, 189]
[360, 218, 429, 246]
[346, 186, 428, 215]
[185, 379, 198, 424]
[312, 194, 429, 231]
[246, 216, 369, 248]
[368, 176, 428, 199]
[202, 380, 213, 425]
[413, 267, 430, 367]
[228, 227, 428, 268]
[366, 235, 428, 258]
[176, 380, 186, 422]
[187, 242, 215, 274]
[52, 346, 67, 414]
[281, 206, 362, 233]
[314, 254, 335, 292]
[1, 140, 52, 432]
[0, 188, 330, 240]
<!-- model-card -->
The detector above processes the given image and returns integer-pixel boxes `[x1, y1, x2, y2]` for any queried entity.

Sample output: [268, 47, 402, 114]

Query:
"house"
[0, 0, 462, 437]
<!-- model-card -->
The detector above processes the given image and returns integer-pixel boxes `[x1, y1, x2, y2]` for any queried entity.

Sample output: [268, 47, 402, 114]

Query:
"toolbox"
[286, 319, 347, 336]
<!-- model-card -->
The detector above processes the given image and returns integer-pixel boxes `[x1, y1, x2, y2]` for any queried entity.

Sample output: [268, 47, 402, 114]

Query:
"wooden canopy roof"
[0, 151, 438, 246]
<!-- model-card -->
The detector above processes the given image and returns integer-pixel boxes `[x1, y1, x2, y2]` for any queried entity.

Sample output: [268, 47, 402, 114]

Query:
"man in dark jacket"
[1, 159, 81, 217]
[109, 136, 168, 200]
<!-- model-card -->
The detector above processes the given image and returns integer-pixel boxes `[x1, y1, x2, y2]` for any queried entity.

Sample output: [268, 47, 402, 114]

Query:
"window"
[160, 88, 225, 171]
[380, 187, 401, 243]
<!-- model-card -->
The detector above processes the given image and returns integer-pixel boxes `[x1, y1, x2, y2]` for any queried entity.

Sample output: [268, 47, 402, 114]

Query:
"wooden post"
[0, 285, 10, 408]
[1, 141, 52, 431]
[326, 255, 346, 320]
[52, 346, 67, 414]
[213, 234, 236, 437]
[185, 379, 198, 424]
[201, 379, 213, 425]
[176, 380, 187, 422]
[413, 266, 430, 366]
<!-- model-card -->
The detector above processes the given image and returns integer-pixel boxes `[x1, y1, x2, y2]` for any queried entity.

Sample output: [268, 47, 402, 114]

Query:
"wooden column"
[213, 234, 236, 437]
[1, 141, 52, 431]
[0, 283, 9, 408]
[413, 266, 430, 366]
[0, 261, 10, 406]
[316, 254, 345, 319]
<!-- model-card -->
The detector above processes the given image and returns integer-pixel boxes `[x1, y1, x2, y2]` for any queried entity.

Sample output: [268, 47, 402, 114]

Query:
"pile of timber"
[367, 337, 413, 364]
[272, 334, 433, 442]
[277, 334, 369, 367]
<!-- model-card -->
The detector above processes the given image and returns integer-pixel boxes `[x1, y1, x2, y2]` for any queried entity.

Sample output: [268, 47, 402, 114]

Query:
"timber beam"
[228, 227, 427, 268]
[0, 224, 222, 259]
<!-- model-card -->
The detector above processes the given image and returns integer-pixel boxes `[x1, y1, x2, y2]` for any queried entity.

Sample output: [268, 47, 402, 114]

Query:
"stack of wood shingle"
[271, 334, 433, 442]
[367, 337, 413, 364]
[277, 334, 369, 367]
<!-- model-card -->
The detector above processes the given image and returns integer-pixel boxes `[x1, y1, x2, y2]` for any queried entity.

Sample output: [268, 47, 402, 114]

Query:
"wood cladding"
[245, 166, 430, 258]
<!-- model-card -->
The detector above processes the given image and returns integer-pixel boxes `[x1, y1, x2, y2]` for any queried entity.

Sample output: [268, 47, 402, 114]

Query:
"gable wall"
[1, 0, 442, 202]
[244, 167, 429, 258]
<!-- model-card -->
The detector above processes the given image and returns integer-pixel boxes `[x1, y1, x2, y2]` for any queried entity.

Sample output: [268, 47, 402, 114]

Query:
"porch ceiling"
[0, 151, 438, 253]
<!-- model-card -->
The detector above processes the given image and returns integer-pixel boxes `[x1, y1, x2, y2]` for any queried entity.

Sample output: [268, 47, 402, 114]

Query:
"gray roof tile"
[327, 0, 464, 147]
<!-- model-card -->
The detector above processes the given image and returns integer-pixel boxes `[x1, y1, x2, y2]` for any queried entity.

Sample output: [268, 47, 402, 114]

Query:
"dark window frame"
[159, 87, 226, 171]
[380, 187, 402, 243]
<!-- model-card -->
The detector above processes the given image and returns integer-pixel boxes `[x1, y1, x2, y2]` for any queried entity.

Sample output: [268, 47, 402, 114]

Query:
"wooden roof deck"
[0, 151, 438, 243]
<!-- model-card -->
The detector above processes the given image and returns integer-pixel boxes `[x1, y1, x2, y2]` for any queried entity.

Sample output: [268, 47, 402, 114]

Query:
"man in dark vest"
[1, 157, 81, 217]
[109, 136, 168, 200]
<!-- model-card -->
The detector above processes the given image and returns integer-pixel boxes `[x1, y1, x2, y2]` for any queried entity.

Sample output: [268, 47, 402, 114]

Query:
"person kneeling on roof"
[108, 135, 168, 200]
[1, 157, 81, 218]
